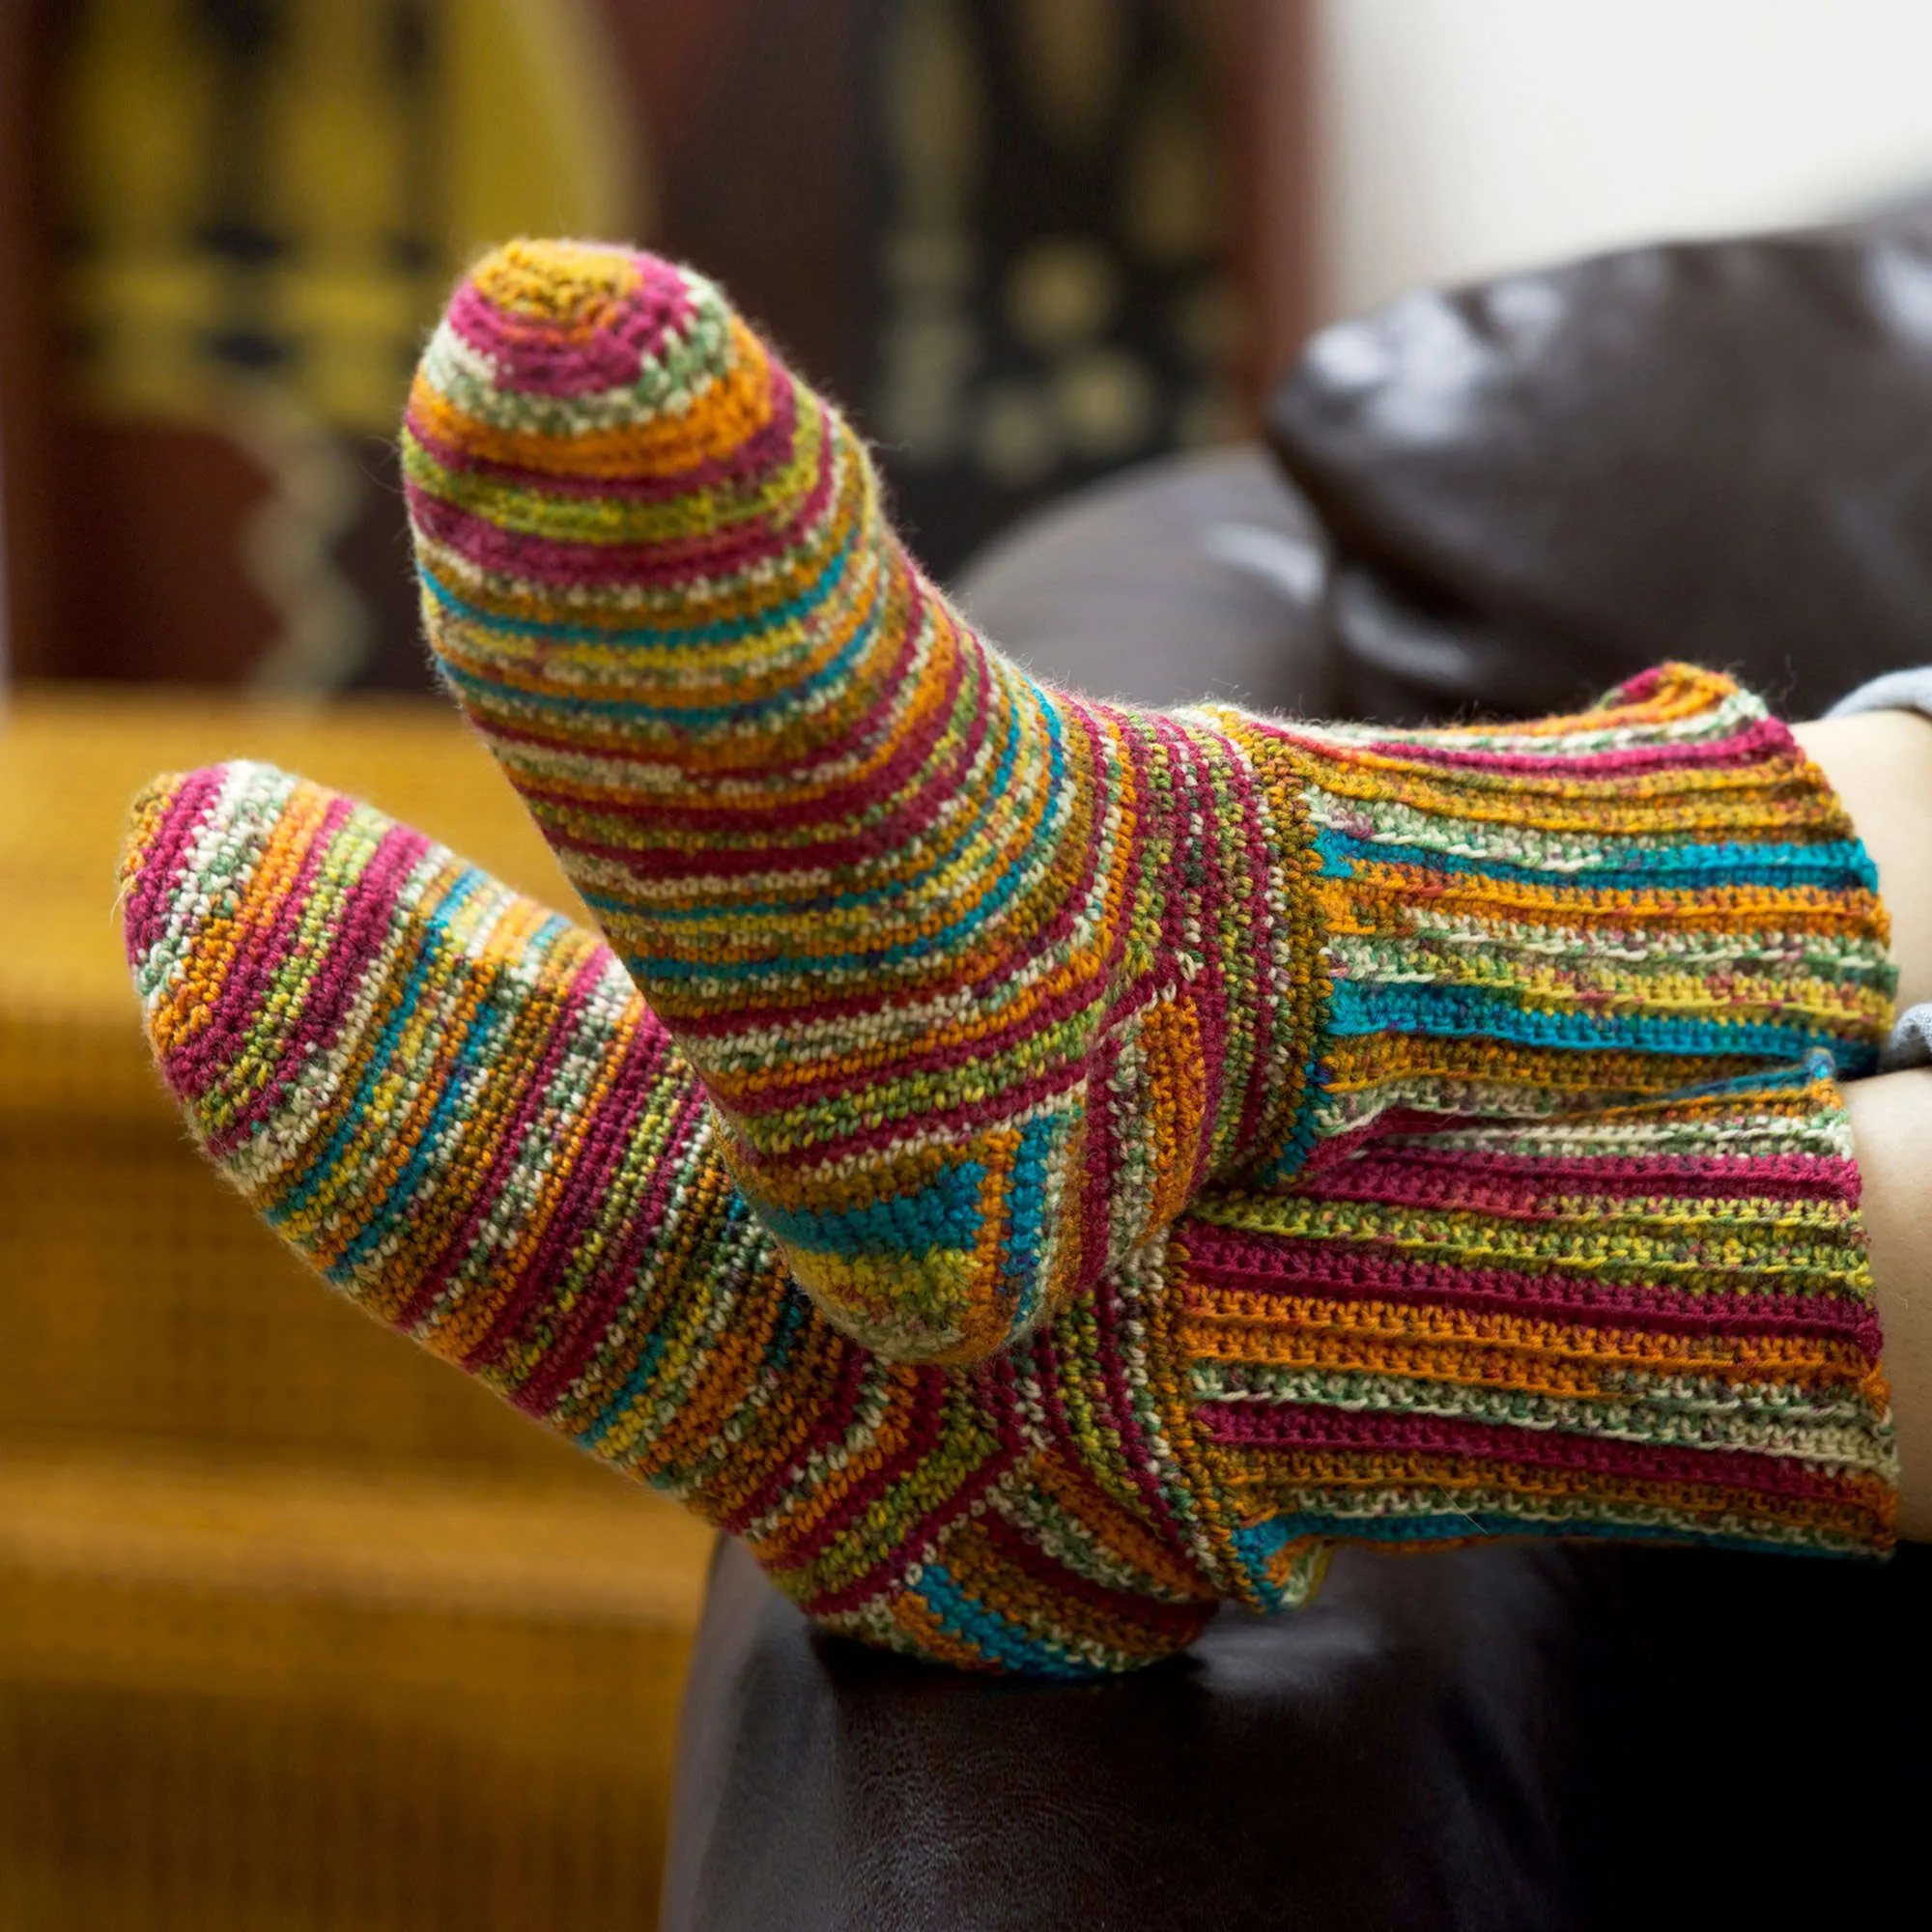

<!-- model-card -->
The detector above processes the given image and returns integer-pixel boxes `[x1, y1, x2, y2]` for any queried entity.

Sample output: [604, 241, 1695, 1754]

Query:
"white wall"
[1317, 0, 1932, 322]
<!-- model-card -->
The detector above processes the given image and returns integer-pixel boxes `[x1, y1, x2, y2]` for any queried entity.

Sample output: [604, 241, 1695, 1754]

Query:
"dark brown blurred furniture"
[661, 214, 1932, 1932]
[1270, 219, 1932, 724]
[666, 1537, 1611, 1932]
[954, 443, 1332, 713]
[668, 1534, 1930, 1932]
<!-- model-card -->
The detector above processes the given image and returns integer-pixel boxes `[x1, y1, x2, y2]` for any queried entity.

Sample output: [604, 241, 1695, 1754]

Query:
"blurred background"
[6, 2, 1932, 1925]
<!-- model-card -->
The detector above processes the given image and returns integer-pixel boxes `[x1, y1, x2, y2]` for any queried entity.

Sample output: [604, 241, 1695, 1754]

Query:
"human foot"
[406, 242, 1896, 1363]
[122, 761, 1225, 1675]
[123, 766, 1899, 1676]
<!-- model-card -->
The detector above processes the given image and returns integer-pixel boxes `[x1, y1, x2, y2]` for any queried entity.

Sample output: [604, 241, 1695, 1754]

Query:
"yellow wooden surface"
[0, 682, 589, 1007]
[0, 685, 713, 1930]
[0, 1447, 713, 1629]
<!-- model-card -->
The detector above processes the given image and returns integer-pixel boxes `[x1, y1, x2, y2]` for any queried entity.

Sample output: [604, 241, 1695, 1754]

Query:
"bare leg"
[1844, 1071, 1932, 1538]
[1794, 711, 1932, 1537]
[1793, 711, 1932, 1011]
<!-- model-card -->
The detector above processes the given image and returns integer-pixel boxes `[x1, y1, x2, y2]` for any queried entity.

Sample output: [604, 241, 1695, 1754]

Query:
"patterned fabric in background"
[873, 0, 1244, 575]
[51, 0, 644, 688]
[43, 0, 1244, 689]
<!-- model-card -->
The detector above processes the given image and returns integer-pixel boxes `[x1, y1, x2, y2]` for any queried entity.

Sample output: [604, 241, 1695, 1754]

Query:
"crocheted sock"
[121, 761, 1222, 1677]
[123, 766, 1898, 1676]
[406, 241, 1895, 1366]
[1183, 1060, 1898, 1597]
[405, 241, 1319, 1364]
[1244, 680, 1894, 1143]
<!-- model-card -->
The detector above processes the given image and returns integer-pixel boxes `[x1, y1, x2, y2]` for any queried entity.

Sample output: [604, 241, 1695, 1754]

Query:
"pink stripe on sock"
[444, 252, 695, 398]
[1292, 1146, 1861, 1214]
[1175, 1230, 1883, 1351]
[1198, 1400, 1875, 1505]
[199, 817, 431, 1158]
[124, 768, 226, 968]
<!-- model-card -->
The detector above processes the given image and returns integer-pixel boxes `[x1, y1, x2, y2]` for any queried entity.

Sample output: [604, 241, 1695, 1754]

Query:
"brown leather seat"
[952, 444, 1334, 717]
[665, 1537, 1930, 1932]
[662, 214, 1932, 1930]
[664, 1535, 1613, 1932]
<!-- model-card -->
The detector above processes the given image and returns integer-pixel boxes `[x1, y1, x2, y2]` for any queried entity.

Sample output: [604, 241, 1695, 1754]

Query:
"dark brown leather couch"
[1271, 218, 1932, 725]
[661, 217, 1932, 1931]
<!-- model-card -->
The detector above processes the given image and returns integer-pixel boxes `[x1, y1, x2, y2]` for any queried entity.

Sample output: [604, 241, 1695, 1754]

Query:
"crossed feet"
[119, 242, 1903, 1674]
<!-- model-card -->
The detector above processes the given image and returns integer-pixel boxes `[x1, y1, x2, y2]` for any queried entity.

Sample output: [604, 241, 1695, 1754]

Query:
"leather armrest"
[662, 1537, 1609, 1931]
[1270, 225, 1932, 723]
[951, 445, 1335, 716]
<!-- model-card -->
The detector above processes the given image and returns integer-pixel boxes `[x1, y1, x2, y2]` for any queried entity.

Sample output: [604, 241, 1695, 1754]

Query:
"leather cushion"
[663, 1537, 1613, 1931]
[663, 1537, 1932, 1931]
[952, 445, 1335, 716]
[1270, 223, 1932, 723]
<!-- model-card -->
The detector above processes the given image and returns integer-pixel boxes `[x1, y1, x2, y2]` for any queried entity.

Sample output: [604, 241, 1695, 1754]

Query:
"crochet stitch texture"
[405, 241, 1899, 1367]
[125, 761, 1898, 1678]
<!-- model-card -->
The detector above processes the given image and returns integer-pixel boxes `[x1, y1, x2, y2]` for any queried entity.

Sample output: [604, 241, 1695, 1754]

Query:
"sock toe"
[123, 762, 405, 1158]
[406, 240, 778, 535]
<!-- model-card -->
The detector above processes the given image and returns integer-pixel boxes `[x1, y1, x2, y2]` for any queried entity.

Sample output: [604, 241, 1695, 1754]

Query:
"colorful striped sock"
[404, 240, 1315, 1365]
[404, 241, 1895, 1371]
[1186, 1078, 1898, 1596]
[120, 762, 1222, 1675]
[122, 765, 1898, 1677]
